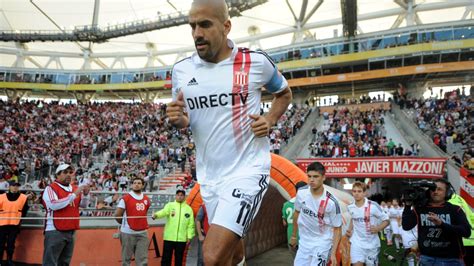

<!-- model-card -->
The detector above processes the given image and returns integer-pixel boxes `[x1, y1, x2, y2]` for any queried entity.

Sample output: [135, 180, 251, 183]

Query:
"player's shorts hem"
[202, 174, 270, 238]
[350, 244, 379, 266]
[295, 245, 331, 266]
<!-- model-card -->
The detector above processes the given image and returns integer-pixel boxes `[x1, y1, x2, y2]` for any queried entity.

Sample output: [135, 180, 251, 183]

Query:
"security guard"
[152, 188, 195, 266]
[448, 193, 474, 266]
[0, 181, 29, 266]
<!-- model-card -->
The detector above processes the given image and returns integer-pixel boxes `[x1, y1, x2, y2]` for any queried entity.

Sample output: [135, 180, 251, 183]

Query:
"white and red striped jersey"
[295, 187, 342, 250]
[171, 39, 288, 185]
[348, 198, 389, 248]
[388, 206, 402, 221]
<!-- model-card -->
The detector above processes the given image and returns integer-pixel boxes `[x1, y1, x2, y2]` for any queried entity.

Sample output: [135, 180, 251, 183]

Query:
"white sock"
[237, 256, 245, 266]
[394, 237, 400, 249]
[407, 255, 415, 266]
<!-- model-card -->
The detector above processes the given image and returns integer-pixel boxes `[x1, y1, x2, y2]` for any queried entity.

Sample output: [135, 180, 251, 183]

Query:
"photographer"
[402, 179, 471, 265]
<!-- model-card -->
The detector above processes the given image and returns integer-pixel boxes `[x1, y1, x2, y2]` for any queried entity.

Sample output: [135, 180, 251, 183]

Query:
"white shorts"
[390, 220, 400, 235]
[200, 174, 269, 237]
[294, 245, 331, 266]
[350, 244, 379, 266]
[401, 229, 417, 248]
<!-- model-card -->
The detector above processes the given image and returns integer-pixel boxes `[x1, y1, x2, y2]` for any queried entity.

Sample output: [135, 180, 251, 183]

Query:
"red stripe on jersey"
[232, 49, 244, 151]
[241, 50, 251, 132]
[364, 201, 371, 233]
[317, 195, 330, 233]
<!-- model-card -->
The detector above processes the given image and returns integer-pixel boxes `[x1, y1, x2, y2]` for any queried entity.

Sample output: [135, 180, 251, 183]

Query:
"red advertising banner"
[460, 167, 474, 209]
[296, 157, 447, 179]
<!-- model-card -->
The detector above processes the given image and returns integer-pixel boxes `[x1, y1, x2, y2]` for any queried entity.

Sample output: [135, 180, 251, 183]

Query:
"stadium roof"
[1, 0, 473, 70]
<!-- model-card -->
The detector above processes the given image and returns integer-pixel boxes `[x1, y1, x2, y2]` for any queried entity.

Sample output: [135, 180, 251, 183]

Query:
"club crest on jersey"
[234, 71, 248, 86]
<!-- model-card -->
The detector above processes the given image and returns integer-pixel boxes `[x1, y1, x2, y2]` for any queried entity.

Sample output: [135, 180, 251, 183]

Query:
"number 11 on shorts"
[236, 201, 251, 225]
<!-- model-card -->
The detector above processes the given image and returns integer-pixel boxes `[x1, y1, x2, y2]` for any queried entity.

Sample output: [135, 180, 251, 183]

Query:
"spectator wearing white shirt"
[0, 177, 9, 191]
[119, 175, 128, 191]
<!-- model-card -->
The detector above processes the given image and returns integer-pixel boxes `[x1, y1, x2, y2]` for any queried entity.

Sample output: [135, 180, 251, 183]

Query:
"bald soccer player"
[166, 0, 292, 265]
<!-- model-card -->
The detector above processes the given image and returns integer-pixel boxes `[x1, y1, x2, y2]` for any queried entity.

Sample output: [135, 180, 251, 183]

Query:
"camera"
[401, 180, 436, 207]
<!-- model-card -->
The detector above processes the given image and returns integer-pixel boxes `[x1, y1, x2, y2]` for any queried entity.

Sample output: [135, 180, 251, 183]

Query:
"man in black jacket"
[402, 178, 471, 266]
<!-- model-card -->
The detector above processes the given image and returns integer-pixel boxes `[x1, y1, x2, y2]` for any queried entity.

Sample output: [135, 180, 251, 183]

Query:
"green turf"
[378, 236, 416, 266]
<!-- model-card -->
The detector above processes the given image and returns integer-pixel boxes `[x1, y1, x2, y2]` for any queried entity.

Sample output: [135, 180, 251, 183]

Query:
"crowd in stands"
[0, 99, 195, 194]
[308, 107, 418, 158]
[337, 94, 388, 105]
[311, 94, 390, 107]
[0, 99, 312, 211]
[406, 88, 473, 169]
[269, 103, 312, 154]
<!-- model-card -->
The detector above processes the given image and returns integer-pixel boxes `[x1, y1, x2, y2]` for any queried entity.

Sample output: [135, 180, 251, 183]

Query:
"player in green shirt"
[282, 181, 307, 255]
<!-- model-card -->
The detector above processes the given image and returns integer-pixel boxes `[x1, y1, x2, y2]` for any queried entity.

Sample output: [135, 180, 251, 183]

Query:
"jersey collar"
[313, 186, 327, 200]
[54, 181, 72, 191]
[354, 197, 368, 207]
[129, 191, 144, 200]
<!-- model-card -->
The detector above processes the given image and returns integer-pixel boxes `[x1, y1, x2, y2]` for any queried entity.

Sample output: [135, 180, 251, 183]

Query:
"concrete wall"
[291, 90, 312, 105]
[406, 81, 426, 99]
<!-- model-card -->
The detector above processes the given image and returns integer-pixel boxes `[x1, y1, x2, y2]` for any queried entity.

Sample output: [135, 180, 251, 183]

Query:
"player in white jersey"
[400, 213, 418, 266]
[380, 201, 390, 241]
[346, 182, 389, 266]
[384, 201, 394, 245]
[166, 1, 292, 265]
[397, 201, 418, 266]
[388, 198, 403, 250]
[290, 162, 342, 266]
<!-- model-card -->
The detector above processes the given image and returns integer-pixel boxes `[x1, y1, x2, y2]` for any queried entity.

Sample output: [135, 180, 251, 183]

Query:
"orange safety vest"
[0, 193, 27, 226]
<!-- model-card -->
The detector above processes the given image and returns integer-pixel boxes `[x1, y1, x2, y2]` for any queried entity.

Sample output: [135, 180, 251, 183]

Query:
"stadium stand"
[403, 88, 473, 169]
[0, 100, 311, 196]
[307, 103, 417, 158]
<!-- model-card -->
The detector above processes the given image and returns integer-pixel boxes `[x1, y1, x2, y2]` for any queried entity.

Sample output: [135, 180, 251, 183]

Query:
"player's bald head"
[190, 0, 229, 23]
[189, 0, 232, 63]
